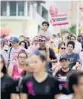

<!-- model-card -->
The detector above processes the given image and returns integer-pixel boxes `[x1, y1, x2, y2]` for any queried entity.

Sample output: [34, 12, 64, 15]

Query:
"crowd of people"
[0, 21, 83, 99]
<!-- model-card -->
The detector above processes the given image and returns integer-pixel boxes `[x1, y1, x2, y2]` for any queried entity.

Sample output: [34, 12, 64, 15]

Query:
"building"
[1, 0, 83, 38]
[0, 0, 49, 37]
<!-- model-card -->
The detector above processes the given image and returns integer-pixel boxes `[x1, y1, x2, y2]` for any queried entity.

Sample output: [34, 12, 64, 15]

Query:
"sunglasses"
[52, 61, 57, 63]
[18, 57, 27, 59]
[51, 60, 57, 63]
[34, 40, 38, 42]
[39, 40, 46, 42]
[4, 50, 8, 52]
[61, 47, 66, 50]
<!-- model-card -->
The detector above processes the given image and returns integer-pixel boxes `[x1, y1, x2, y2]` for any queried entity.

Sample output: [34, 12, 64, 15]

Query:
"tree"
[69, 25, 76, 35]
[62, 25, 76, 35]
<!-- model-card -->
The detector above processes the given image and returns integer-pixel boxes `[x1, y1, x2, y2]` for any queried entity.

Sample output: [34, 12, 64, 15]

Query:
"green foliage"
[62, 29, 69, 33]
[69, 25, 76, 35]
[62, 25, 76, 35]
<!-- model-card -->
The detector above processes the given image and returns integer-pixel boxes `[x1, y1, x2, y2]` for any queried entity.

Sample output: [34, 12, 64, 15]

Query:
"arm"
[8, 65, 13, 77]
[20, 78, 28, 99]
[45, 43, 50, 61]
[72, 54, 81, 70]
[76, 53, 80, 63]
[49, 48, 57, 60]
[46, 48, 50, 61]
[52, 62, 61, 77]
[53, 79, 61, 99]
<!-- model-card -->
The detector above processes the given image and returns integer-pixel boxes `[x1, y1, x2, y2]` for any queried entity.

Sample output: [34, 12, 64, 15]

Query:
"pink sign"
[0, 28, 11, 37]
[80, 7, 83, 12]
[80, 7, 83, 22]
[49, 6, 69, 26]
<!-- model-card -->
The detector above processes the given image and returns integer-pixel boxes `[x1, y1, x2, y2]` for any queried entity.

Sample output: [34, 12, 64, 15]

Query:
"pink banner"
[49, 6, 69, 26]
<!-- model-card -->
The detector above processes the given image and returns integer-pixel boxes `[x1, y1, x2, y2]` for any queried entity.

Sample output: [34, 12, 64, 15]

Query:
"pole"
[76, 0, 79, 38]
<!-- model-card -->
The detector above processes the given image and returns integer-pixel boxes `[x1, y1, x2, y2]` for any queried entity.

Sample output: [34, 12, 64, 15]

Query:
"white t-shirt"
[74, 41, 82, 53]
[58, 94, 73, 99]
[79, 51, 83, 62]
[39, 30, 52, 38]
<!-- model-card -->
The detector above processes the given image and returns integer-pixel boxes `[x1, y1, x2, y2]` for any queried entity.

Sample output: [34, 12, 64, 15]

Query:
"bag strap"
[16, 72, 26, 93]
[8, 47, 12, 61]
[7, 47, 12, 68]
[16, 77, 23, 93]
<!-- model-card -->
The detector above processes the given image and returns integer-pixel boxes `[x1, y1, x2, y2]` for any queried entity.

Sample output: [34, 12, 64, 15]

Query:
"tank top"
[12, 65, 24, 80]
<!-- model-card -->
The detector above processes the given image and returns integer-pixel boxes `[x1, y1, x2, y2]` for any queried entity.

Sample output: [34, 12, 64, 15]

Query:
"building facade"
[0, 0, 49, 37]
[1, 0, 83, 38]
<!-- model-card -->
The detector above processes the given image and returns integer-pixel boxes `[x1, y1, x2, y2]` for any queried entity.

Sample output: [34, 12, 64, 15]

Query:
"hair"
[53, 34, 57, 37]
[38, 48, 47, 52]
[25, 40, 30, 47]
[71, 35, 76, 40]
[0, 55, 7, 74]
[67, 41, 75, 49]
[68, 72, 83, 93]
[42, 21, 49, 27]
[18, 50, 28, 58]
[9, 43, 12, 47]
[20, 35, 25, 38]
[19, 41, 28, 49]
[67, 35, 71, 40]
[58, 41, 65, 49]
[32, 50, 47, 62]
[82, 44, 83, 49]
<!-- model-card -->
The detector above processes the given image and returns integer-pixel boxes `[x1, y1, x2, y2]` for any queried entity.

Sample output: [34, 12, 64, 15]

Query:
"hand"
[52, 62, 60, 70]
[52, 62, 61, 76]
[76, 63, 82, 71]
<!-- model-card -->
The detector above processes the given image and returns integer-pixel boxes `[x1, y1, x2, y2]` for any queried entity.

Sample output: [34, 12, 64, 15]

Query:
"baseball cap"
[10, 37, 20, 44]
[59, 55, 69, 61]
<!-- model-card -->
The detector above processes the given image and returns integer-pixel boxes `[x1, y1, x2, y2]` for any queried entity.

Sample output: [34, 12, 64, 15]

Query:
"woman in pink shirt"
[8, 50, 28, 80]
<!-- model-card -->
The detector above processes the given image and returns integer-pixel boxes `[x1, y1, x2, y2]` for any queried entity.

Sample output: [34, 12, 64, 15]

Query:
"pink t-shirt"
[12, 65, 24, 80]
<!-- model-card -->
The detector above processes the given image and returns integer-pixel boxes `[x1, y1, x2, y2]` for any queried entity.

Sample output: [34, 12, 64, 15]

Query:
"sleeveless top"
[12, 65, 24, 80]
